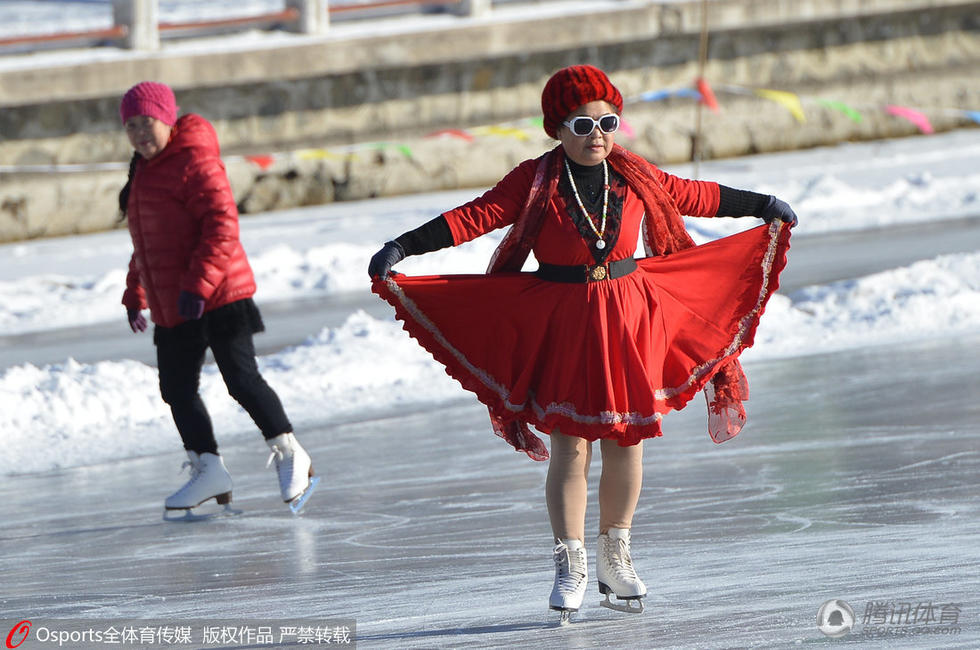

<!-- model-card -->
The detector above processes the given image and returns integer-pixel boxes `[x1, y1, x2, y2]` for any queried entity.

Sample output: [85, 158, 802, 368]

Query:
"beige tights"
[546, 431, 643, 542]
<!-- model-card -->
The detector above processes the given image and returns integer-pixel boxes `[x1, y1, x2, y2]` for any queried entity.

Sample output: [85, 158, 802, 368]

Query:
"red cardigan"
[442, 157, 720, 266]
[121, 114, 256, 327]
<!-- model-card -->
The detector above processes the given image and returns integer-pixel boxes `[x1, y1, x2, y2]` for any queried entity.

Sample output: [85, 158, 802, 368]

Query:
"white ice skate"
[597, 527, 647, 613]
[163, 451, 240, 521]
[549, 538, 588, 625]
[266, 433, 319, 514]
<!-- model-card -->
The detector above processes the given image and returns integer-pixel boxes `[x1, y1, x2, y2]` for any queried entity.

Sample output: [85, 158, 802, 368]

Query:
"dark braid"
[117, 151, 142, 221]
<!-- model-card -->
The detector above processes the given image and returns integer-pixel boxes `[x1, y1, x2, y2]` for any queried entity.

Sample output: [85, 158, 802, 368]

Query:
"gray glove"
[758, 196, 798, 227]
[368, 241, 406, 279]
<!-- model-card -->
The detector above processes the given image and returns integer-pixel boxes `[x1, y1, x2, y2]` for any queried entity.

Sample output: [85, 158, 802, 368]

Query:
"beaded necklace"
[564, 158, 609, 249]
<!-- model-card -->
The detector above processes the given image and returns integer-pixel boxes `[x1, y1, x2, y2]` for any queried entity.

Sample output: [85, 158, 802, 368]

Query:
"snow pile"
[749, 251, 980, 359]
[1, 311, 460, 475]
[3, 247, 979, 475]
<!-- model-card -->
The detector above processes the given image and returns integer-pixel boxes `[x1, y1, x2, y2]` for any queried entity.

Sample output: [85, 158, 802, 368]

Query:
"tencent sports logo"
[5, 620, 31, 649]
[817, 599, 856, 638]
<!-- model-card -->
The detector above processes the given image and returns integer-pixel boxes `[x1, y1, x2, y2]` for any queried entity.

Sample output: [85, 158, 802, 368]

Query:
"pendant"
[595, 240, 606, 250]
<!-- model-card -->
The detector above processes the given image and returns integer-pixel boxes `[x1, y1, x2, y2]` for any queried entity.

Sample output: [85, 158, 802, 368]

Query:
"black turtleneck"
[564, 158, 607, 213]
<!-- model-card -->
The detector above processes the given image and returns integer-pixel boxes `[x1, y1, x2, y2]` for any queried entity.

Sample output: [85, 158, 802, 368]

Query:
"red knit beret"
[541, 65, 623, 139]
[119, 81, 179, 125]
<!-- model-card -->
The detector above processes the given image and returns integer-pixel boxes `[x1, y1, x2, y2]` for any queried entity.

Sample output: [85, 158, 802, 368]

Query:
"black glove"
[127, 308, 147, 333]
[177, 291, 206, 320]
[758, 195, 798, 227]
[368, 241, 406, 279]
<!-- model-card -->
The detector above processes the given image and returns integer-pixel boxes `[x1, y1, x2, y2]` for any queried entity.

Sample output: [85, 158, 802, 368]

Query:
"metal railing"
[0, 0, 492, 53]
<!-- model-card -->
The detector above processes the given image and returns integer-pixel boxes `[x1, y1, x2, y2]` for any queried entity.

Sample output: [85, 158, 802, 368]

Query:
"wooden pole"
[693, 0, 709, 178]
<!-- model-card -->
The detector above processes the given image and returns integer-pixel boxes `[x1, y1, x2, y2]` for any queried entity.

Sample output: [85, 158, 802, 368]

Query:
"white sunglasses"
[562, 113, 620, 137]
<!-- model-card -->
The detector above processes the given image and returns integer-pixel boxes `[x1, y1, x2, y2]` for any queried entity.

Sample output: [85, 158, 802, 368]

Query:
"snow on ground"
[1, 129, 979, 476]
[3, 129, 979, 335]
[752, 251, 980, 359]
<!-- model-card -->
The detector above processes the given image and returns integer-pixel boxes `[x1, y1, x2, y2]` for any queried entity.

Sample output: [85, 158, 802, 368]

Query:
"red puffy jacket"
[121, 114, 256, 328]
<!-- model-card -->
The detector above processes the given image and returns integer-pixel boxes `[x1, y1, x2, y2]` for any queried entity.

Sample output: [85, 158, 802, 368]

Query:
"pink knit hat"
[119, 81, 179, 125]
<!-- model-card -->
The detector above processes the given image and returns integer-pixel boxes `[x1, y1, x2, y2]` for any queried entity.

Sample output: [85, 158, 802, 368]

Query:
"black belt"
[535, 257, 637, 283]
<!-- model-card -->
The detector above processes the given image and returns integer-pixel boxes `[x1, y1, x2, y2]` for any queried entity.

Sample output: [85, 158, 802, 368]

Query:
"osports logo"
[5, 620, 31, 649]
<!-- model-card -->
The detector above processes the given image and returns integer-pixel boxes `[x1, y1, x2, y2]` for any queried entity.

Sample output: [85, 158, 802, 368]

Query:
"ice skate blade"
[287, 475, 321, 514]
[599, 592, 644, 614]
[163, 504, 243, 522]
[552, 609, 575, 626]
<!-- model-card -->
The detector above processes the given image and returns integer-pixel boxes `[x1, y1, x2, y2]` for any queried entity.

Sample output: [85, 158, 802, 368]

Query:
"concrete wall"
[1, 0, 978, 241]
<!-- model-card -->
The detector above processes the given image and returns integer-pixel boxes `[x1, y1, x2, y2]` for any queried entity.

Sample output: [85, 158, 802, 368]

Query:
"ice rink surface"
[1, 330, 977, 648]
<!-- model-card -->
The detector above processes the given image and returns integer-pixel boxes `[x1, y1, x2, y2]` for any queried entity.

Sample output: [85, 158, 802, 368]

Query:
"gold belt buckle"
[588, 263, 608, 281]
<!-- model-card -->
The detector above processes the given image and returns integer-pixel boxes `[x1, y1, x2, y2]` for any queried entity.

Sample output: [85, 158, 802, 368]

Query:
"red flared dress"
[372, 146, 790, 460]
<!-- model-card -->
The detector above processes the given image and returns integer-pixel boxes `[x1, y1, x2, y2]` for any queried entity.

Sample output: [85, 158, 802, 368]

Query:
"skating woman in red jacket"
[369, 65, 796, 621]
[118, 81, 317, 517]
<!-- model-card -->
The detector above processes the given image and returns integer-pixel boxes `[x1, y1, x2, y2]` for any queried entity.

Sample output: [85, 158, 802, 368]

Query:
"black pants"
[154, 299, 292, 455]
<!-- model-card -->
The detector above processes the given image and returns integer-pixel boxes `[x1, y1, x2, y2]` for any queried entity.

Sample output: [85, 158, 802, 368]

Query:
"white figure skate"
[597, 527, 647, 613]
[163, 451, 240, 521]
[266, 433, 319, 514]
[549, 538, 588, 625]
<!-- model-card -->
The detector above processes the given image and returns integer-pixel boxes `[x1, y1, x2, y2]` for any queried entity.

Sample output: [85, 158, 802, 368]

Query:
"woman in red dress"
[368, 65, 795, 621]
